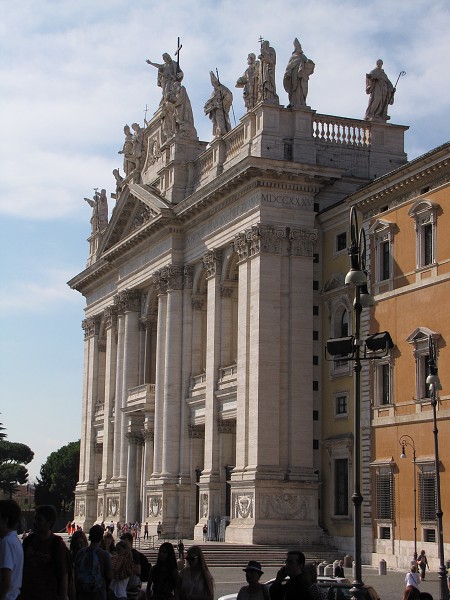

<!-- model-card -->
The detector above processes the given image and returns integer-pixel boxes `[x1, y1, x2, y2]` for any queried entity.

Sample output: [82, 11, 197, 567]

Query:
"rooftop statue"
[84, 189, 108, 234]
[146, 53, 183, 105]
[364, 59, 395, 122]
[258, 40, 279, 105]
[131, 122, 143, 171]
[118, 124, 134, 176]
[236, 53, 260, 110]
[204, 71, 233, 138]
[283, 38, 315, 108]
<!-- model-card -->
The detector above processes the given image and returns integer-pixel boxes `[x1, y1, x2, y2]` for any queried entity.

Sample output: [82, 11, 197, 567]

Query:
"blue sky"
[1, 0, 449, 480]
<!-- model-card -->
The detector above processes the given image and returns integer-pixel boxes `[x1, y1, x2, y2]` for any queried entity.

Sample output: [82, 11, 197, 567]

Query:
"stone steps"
[136, 542, 342, 568]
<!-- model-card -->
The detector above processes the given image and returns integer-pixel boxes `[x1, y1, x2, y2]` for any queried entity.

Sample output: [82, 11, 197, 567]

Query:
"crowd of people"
[0, 498, 443, 600]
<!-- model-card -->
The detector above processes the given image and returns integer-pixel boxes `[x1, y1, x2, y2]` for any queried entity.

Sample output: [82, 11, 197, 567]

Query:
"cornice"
[67, 259, 114, 293]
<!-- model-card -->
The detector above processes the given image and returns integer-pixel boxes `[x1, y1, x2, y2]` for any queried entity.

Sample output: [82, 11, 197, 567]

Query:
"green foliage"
[0, 421, 34, 498]
[35, 440, 80, 514]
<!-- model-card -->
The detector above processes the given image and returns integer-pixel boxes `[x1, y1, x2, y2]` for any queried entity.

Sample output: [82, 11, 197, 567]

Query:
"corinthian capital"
[82, 315, 101, 338]
[153, 269, 168, 295]
[246, 224, 287, 256]
[233, 232, 249, 262]
[289, 227, 318, 257]
[104, 306, 118, 329]
[166, 265, 185, 291]
[114, 289, 141, 313]
[202, 250, 223, 278]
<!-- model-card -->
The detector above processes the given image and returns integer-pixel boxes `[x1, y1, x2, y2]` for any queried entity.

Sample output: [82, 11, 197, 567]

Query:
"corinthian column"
[118, 290, 141, 480]
[202, 251, 223, 486]
[152, 271, 167, 478]
[101, 306, 117, 484]
[80, 315, 101, 485]
[112, 307, 125, 480]
[161, 265, 184, 480]
[126, 429, 143, 523]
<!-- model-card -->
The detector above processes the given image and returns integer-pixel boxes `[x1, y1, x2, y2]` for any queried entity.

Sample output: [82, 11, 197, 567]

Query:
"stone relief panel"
[260, 493, 311, 520]
[75, 499, 86, 517]
[107, 497, 120, 517]
[200, 493, 208, 518]
[148, 495, 163, 518]
[232, 493, 254, 519]
[98, 497, 104, 517]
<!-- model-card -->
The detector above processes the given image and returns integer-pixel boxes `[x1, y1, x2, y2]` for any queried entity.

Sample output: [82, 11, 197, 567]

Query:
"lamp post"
[326, 208, 393, 600]
[426, 336, 447, 600]
[399, 434, 417, 561]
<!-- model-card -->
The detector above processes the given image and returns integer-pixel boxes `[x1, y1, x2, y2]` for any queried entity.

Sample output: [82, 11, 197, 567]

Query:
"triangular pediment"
[323, 273, 345, 292]
[99, 183, 173, 255]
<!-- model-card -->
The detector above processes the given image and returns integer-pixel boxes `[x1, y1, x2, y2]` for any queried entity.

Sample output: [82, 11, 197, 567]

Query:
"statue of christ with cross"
[146, 38, 184, 105]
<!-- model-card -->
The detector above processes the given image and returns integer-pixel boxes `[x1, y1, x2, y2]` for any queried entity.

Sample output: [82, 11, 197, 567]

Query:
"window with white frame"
[408, 200, 439, 269]
[369, 219, 396, 286]
[406, 328, 440, 401]
[374, 358, 393, 405]
[324, 435, 352, 520]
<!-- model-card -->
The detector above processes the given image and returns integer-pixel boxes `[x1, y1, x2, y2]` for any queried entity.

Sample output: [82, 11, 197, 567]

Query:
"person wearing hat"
[237, 560, 269, 600]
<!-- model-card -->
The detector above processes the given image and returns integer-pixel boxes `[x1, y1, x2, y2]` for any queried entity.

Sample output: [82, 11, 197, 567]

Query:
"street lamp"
[326, 207, 393, 600]
[399, 434, 417, 561]
[426, 336, 447, 600]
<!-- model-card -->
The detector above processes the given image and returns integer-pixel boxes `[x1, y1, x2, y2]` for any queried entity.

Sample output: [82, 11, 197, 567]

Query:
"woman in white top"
[405, 564, 421, 590]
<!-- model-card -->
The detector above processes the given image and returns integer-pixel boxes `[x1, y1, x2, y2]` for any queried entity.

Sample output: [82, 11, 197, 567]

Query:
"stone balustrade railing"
[313, 114, 371, 147]
[218, 363, 237, 381]
[225, 125, 246, 159]
[127, 383, 156, 406]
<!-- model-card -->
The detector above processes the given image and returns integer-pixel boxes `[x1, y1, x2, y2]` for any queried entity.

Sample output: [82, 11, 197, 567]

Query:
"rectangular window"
[381, 240, 390, 280]
[419, 471, 436, 522]
[424, 529, 436, 542]
[381, 364, 390, 404]
[424, 224, 433, 265]
[336, 395, 348, 415]
[380, 526, 391, 540]
[334, 458, 349, 516]
[336, 232, 347, 252]
[376, 472, 394, 519]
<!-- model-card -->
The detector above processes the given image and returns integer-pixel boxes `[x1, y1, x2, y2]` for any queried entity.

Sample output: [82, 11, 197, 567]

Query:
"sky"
[1, 0, 450, 481]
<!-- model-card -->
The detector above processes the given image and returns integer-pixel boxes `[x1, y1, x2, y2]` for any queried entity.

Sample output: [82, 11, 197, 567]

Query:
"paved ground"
[209, 564, 444, 600]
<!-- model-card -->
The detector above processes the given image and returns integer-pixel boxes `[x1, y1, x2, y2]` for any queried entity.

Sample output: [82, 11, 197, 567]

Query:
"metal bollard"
[379, 559, 387, 575]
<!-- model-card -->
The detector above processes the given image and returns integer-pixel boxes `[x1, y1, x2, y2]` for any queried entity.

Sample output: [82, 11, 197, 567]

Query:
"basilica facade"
[69, 41, 409, 545]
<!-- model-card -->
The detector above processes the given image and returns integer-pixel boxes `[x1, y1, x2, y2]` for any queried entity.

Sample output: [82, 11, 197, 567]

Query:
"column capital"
[202, 250, 223, 278]
[289, 227, 318, 257]
[126, 431, 144, 445]
[141, 428, 154, 442]
[114, 289, 141, 313]
[152, 269, 168, 295]
[233, 232, 249, 262]
[184, 265, 194, 289]
[104, 306, 118, 329]
[218, 418, 236, 434]
[247, 224, 287, 256]
[82, 315, 101, 338]
[165, 265, 185, 291]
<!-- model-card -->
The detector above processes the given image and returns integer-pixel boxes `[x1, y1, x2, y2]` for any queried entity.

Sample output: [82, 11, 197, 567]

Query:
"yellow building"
[349, 142, 450, 570]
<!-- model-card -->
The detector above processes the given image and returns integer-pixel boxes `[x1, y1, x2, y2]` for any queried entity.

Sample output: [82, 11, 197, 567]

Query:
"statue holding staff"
[204, 71, 233, 138]
[146, 52, 183, 104]
[364, 59, 395, 122]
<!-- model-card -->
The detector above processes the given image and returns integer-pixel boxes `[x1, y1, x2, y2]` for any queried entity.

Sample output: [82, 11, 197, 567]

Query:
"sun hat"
[243, 560, 264, 574]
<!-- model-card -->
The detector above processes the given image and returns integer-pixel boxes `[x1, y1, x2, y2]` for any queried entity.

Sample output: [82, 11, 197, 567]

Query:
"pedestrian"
[302, 563, 328, 600]
[144, 522, 149, 540]
[74, 524, 112, 600]
[21, 504, 70, 600]
[237, 560, 269, 600]
[0, 499, 23, 600]
[178, 545, 214, 600]
[177, 539, 185, 559]
[109, 541, 134, 600]
[120, 531, 151, 595]
[146, 541, 178, 600]
[202, 523, 208, 542]
[417, 550, 429, 581]
[69, 530, 88, 599]
[101, 531, 117, 555]
[333, 560, 345, 578]
[157, 521, 163, 540]
[403, 586, 421, 600]
[405, 564, 421, 590]
[270, 550, 313, 600]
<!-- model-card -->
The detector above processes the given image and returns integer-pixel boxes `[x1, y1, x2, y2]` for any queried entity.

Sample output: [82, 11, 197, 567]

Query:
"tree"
[35, 440, 80, 514]
[0, 420, 34, 498]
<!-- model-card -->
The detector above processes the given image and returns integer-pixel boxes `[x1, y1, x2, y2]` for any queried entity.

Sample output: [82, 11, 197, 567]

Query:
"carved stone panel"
[232, 493, 254, 519]
[260, 492, 311, 520]
[148, 495, 163, 518]
[200, 493, 209, 518]
[107, 497, 120, 517]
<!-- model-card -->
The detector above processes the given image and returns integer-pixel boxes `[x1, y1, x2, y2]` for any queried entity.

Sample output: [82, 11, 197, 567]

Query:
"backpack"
[75, 547, 104, 594]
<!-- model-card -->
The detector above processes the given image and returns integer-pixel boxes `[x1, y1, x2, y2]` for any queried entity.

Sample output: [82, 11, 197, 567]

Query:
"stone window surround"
[324, 434, 353, 521]
[369, 218, 396, 292]
[408, 199, 439, 273]
[333, 390, 349, 419]
[373, 355, 394, 406]
[406, 327, 440, 402]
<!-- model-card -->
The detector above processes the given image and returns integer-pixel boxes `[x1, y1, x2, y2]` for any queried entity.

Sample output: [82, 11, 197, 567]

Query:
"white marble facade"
[69, 49, 408, 543]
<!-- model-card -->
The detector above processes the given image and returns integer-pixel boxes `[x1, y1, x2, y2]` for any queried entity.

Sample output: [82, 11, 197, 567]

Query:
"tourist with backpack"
[75, 524, 112, 600]
[21, 504, 71, 600]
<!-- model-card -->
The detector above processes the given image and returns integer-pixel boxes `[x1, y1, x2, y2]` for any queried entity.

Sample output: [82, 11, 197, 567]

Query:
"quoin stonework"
[69, 39, 450, 561]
